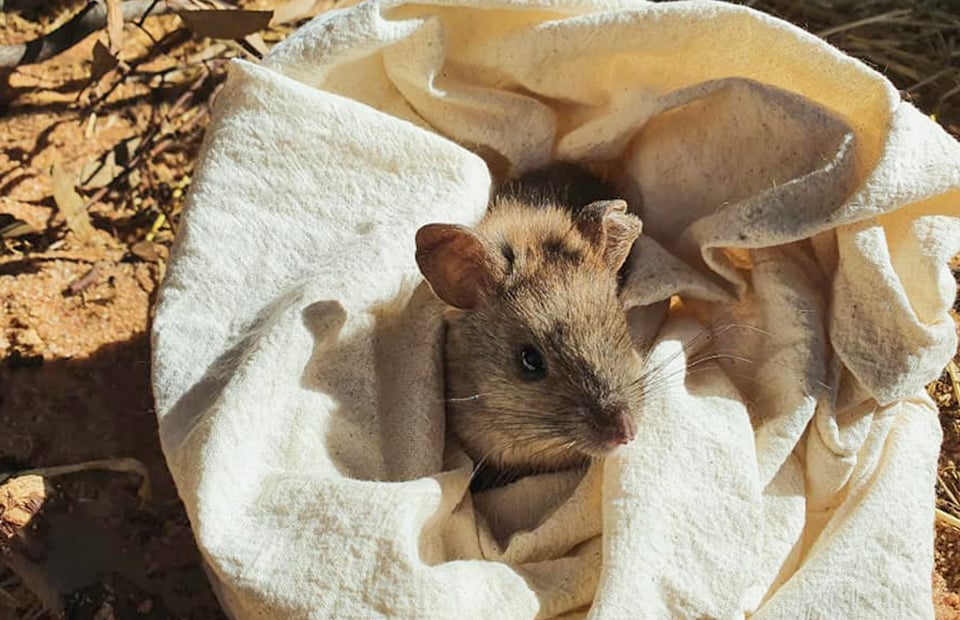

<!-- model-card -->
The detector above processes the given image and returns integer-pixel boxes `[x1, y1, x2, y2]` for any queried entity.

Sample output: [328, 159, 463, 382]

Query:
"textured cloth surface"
[151, 0, 960, 617]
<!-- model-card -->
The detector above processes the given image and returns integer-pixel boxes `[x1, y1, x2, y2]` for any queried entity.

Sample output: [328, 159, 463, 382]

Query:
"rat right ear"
[576, 200, 643, 272]
[415, 224, 500, 310]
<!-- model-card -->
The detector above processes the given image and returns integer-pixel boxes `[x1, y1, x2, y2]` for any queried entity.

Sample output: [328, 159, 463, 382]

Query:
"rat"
[415, 162, 646, 490]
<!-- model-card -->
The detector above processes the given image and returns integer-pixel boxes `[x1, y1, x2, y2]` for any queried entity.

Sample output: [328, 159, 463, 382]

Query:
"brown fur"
[416, 164, 645, 484]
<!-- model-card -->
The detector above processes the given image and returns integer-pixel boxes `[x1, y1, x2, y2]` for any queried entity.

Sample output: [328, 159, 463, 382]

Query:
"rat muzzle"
[586, 403, 636, 447]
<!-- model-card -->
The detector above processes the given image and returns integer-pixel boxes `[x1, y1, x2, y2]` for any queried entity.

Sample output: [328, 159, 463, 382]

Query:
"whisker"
[686, 352, 757, 368]
[446, 394, 483, 402]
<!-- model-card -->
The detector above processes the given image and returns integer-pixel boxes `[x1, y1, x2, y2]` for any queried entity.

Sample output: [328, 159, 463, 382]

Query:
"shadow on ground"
[0, 334, 225, 619]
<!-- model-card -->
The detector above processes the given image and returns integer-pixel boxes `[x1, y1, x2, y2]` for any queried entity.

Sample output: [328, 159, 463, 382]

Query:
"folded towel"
[151, 1, 960, 617]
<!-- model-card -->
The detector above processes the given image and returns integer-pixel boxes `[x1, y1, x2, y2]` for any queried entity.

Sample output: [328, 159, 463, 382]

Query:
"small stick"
[80, 65, 222, 213]
[816, 9, 911, 39]
[105, 0, 125, 53]
[0, 457, 152, 503]
[938, 472, 960, 508]
[947, 361, 960, 408]
[65, 264, 103, 295]
[937, 507, 960, 531]
[0, 0, 188, 69]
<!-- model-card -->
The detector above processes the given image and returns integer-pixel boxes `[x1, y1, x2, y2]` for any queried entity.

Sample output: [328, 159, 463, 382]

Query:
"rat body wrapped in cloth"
[151, 0, 960, 617]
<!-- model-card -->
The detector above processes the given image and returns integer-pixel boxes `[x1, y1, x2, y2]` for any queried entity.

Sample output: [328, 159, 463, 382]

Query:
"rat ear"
[575, 199, 643, 272]
[415, 224, 501, 310]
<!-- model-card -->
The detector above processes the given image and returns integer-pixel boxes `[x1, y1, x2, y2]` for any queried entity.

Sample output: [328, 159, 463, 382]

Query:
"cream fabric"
[151, 0, 960, 617]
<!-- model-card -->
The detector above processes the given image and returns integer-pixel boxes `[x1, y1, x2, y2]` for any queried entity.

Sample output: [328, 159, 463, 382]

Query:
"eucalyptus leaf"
[52, 164, 96, 243]
[178, 9, 274, 40]
[0, 214, 38, 239]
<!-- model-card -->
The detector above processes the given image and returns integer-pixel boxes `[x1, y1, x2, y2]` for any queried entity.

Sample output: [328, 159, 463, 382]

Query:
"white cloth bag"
[151, 0, 960, 617]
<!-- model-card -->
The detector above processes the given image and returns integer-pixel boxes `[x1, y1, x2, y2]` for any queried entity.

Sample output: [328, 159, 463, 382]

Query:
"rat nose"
[607, 412, 636, 445]
[594, 404, 636, 446]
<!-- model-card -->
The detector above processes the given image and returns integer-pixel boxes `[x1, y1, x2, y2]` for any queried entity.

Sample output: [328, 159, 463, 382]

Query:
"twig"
[79, 65, 221, 215]
[0, 0, 190, 69]
[65, 263, 104, 295]
[816, 9, 912, 38]
[81, 26, 193, 112]
[947, 361, 960, 408]
[905, 67, 956, 94]
[144, 213, 166, 241]
[937, 507, 960, 531]
[136, 0, 164, 27]
[0, 458, 152, 503]
[105, 0, 125, 53]
[2, 551, 62, 616]
[938, 82, 960, 108]
[0, 588, 18, 608]
[939, 472, 960, 508]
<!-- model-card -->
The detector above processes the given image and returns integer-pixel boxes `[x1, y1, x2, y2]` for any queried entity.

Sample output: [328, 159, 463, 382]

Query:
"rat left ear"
[415, 224, 502, 310]
[576, 199, 643, 272]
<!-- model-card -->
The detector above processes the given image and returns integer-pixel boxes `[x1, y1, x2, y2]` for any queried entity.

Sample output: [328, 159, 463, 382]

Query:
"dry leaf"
[51, 164, 96, 244]
[243, 32, 270, 58]
[80, 160, 112, 189]
[0, 475, 47, 539]
[80, 136, 142, 189]
[130, 240, 161, 262]
[105, 0, 124, 54]
[91, 40, 119, 81]
[0, 214, 38, 238]
[178, 9, 274, 40]
[272, 0, 332, 26]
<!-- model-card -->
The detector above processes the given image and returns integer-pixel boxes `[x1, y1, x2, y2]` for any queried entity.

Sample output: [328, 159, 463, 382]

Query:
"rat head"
[416, 197, 645, 475]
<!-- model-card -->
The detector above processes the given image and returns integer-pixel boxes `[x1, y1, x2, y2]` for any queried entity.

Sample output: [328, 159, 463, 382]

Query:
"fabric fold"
[152, 1, 960, 617]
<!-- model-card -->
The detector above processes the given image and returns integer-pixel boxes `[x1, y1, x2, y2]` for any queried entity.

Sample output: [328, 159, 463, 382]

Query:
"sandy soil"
[1, 3, 223, 617]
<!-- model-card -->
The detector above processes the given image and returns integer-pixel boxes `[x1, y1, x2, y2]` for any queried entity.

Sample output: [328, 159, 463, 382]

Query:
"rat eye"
[518, 346, 547, 381]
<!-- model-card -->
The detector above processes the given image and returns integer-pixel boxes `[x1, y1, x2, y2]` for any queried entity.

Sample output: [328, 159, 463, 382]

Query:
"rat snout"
[608, 412, 636, 445]
[586, 403, 636, 447]
[603, 410, 636, 446]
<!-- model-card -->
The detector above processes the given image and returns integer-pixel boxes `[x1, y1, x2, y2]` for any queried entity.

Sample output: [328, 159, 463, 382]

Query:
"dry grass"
[747, 0, 960, 131]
